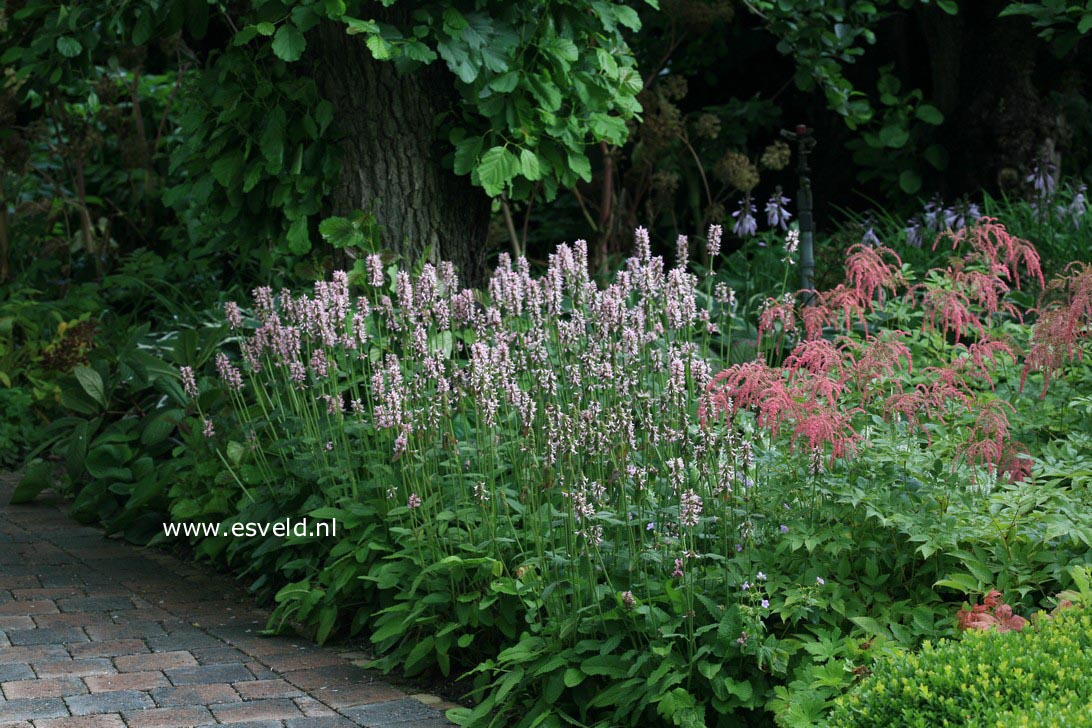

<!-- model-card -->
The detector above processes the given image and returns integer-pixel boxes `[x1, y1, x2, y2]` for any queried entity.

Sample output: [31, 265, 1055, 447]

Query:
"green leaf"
[519, 149, 542, 181]
[344, 17, 378, 35]
[56, 36, 83, 58]
[490, 71, 520, 93]
[1079, 14, 1092, 34]
[256, 21, 276, 36]
[934, 572, 982, 594]
[366, 34, 392, 60]
[563, 668, 585, 687]
[319, 216, 362, 248]
[453, 135, 483, 175]
[11, 460, 53, 505]
[74, 366, 107, 407]
[260, 106, 286, 170]
[924, 144, 949, 170]
[898, 169, 921, 194]
[915, 103, 945, 125]
[568, 150, 592, 183]
[614, 5, 641, 30]
[478, 146, 519, 196]
[272, 24, 306, 62]
[141, 409, 183, 447]
[286, 217, 311, 255]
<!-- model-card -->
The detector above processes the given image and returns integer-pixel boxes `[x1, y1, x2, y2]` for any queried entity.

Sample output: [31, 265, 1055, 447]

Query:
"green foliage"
[828, 606, 1092, 727]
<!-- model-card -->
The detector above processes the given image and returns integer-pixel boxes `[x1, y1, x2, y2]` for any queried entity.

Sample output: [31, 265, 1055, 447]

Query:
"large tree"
[2, 0, 647, 281]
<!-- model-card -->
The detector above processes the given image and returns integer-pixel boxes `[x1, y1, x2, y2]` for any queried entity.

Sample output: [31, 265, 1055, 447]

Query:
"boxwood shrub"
[829, 606, 1092, 727]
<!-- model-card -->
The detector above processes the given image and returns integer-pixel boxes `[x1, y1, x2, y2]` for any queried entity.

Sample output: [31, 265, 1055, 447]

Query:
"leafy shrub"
[828, 606, 1092, 727]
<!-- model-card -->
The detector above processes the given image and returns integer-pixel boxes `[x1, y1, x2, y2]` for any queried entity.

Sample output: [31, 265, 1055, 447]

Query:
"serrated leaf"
[453, 135, 483, 175]
[490, 70, 519, 93]
[478, 146, 519, 196]
[344, 17, 378, 35]
[366, 34, 392, 60]
[272, 24, 306, 62]
[74, 366, 107, 407]
[567, 150, 592, 183]
[256, 21, 275, 36]
[519, 149, 542, 180]
[319, 216, 362, 248]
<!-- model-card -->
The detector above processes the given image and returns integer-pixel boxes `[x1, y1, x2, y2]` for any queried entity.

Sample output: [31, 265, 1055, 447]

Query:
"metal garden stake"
[782, 124, 817, 303]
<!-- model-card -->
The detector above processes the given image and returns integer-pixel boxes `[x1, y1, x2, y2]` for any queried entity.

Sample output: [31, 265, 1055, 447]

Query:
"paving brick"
[0, 698, 69, 722]
[209, 698, 303, 723]
[292, 696, 335, 717]
[0, 601, 58, 616]
[34, 716, 127, 728]
[0, 575, 40, 589]
[11, 588, 84, 601]
[235, 679, 303, 700]
[260, 651, 347, 673]
[247, 663, 278, 681]
[0, 616, 36, 630]
[114, 651, 196, 673]
[36, 573, 85, 588]
[6, 627, 88, 646]
[306, 683, 406, 710]
[33, 658, 116, 678]
[0, 663, 34, 681]
[150, 682, 240, 706]
[165, 663, 255, 685]
[285, 718, 357, 728]
[66, 690, 155, 716]
[84, 671, 169, 692]
[190, 646, 250, 665]
[33, 613, 103, 629]
[68, 639, 148, 659]
[121, 706, 213, 728]
[341, 699, 442, 726]
[55, 598, 135, 614]
[1, 676, 87, 698]
[145, 632, 224, 652]
[83, 622, 166, 641]
[0, 645, 69, 664]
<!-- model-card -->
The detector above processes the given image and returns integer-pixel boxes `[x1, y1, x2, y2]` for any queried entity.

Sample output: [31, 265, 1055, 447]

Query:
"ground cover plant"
[170, 218, 1092, 726]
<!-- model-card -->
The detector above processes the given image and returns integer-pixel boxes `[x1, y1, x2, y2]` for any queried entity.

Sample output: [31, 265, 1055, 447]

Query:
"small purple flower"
[672, 558, 685, 578]
[706, 224, 723, 258]
[646, 522, 655, 531]
[735, 544, 743, 553]
[1027, 158, 1056, 195]
[756, 571, 766, 581]
[764, 187, 792, 230]
[732, 195, 758, 238]
[779, 524, 789, 533]
[407, 493, 422, 509]
[201, 418, 215, 438]
[741, 581, 750, 591]
[761, 599, 770, 609]
[816, 576, 825, 586]
[621, 591, 637, 609]
[224, 301, 243, 330]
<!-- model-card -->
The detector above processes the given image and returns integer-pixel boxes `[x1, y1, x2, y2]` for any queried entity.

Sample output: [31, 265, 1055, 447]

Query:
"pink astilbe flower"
[1022, 262, 1092, 396]
[938, 218, 1044, 291]
[918, 285, 985, 342]
[962, 399, 1017, 475]
[807, 284, 868, 336]
[783, 338, 850, 407]
[849, 332, 913, 396]
[791, 403, 860, 466]
[952, 339, 1017, 390]
[948, 266, 1020, 322]
[843, 244, 906, 309]
[757, 294, 797, 349]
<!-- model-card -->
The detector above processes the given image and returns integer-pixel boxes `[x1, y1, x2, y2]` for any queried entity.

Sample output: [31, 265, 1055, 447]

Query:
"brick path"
[0, 475, 454, 727]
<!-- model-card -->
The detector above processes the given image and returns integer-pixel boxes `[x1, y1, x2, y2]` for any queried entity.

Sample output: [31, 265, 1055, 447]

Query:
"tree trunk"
[316, 19, 491, 283]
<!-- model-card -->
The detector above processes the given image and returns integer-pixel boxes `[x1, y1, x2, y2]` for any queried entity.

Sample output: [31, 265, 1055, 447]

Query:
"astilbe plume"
[962, 399, 1018, 476]
[791, 403, 860, 466]
[848, 332, 913, 398]
[807, 284, 868, 337]
[952, 338, 1017, 390]
[843, 243, 906, 310]
[937, 218, 1044, 291]
[947, 265, 1020, 322]
[782, 338, 850, 407]
[756, 294, 797, 349]
[1021, 262, 1092, 396]
[917, 285, 985, 342]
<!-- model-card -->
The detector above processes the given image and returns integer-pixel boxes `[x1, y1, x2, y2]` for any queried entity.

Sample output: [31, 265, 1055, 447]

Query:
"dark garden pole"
[782, 124, 817, 303]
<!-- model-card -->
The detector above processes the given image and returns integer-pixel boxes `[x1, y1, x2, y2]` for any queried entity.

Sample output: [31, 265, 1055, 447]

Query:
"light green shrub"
[829, 606, 1092, 727]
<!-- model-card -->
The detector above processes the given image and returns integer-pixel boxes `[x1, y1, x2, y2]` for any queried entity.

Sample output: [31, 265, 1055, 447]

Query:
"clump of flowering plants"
[181, 219, 1092, 727]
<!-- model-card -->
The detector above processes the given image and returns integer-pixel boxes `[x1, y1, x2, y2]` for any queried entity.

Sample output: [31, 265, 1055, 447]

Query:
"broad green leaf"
[286, 217, 311, 255]
[256, 21, 275, 36]
[478, 146, 519, 196]
[898, 169, 921, 194]
[74, 366, 107, 407]
[344, 17, 379, 35]
[568, 150, 592, 183]
[11, 460, 53, 505]
[915, 103, 945, 125]
[366, 34, 392, 60]
[56, 36, 82, 58]
[272, 24, 306, 62]
[519, 149, 542, 180]
[453, 135, 483, 175]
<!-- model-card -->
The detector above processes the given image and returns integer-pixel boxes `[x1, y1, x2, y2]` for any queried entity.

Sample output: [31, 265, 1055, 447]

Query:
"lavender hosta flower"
[732, 196, 758, 238]
[905, 218, 924, 249]
[861, 220, 881, 248]
[180, 366, 198, 399]
[706, 223, 723, 259]
[765, 187, 792, 230]
[1027, 158, 1057, 195]
[1060, 184, 1088, 228]
[201, 418, 215, 438]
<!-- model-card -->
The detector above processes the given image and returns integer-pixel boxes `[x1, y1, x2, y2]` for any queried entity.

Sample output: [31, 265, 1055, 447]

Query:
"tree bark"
[315, 19, 491, 283]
